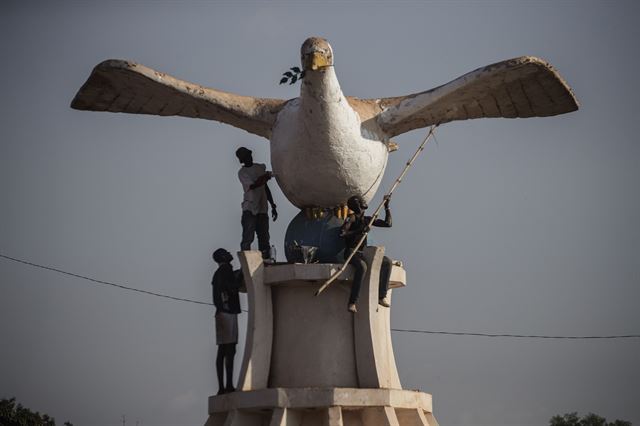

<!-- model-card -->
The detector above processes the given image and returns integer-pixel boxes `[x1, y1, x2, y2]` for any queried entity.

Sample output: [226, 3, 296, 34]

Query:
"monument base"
[205, 387, 438, 426]
[204, 249, 439, 426]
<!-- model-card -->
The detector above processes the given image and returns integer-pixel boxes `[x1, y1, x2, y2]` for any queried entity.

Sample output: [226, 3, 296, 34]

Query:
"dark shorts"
[215, 312, 238, 345]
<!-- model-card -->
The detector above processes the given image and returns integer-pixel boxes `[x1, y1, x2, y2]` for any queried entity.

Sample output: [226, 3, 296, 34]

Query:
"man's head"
[347, 195, 367, 214]
[213, 248, 233, 264]
[235, 147, 253, 165]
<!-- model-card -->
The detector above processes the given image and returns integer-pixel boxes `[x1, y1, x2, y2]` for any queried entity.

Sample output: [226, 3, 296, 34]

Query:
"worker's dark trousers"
[241, 211, 270, 259]
[347, 250, 392, 305]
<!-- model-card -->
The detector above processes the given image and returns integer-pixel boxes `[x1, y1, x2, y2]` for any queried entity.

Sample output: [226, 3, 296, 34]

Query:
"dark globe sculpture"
[285, 211, 346, 263]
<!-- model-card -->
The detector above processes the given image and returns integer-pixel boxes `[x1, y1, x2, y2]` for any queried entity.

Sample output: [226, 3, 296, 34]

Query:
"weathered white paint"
[395, 409, 430, 426]
[209, 388, 434, 413]
[73, 40, 578, 211]
[271, 65, 388, 208]
[269, 280, 359, 388]
[270, 408, 302, 426]
[234, 247, 402, 390]
[375, 55, 579, 137]
[205, 388, 436, 426]
[353, 247, 402, 389]
[236, 251, 272, 391]
[361, 406, 400, 426]
[263, 261, 406, 289]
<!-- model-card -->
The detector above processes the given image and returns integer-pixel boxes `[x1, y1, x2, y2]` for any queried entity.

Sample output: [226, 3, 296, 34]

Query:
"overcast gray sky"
[1, 1, 639, 425]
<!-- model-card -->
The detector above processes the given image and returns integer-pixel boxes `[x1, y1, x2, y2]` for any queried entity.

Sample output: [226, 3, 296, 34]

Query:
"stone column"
[236, 251, 272, 391]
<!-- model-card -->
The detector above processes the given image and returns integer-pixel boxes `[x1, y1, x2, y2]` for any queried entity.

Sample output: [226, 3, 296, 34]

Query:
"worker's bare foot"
[378, 297, 390, 307]
[348, 303, 357, 313]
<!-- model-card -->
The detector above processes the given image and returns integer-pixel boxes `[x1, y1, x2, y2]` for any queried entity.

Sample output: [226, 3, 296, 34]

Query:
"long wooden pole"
[315, 125, 438, 296]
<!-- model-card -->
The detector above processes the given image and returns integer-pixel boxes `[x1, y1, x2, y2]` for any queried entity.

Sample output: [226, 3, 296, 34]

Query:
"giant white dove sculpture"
[72, 37, 578, 210]
[72, 38, 580, 424]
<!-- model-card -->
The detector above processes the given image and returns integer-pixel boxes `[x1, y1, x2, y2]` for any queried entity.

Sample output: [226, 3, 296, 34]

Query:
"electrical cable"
[2, 253, 639, 340]
[390, 328, 640, 339]
[0, 253, 213, 306]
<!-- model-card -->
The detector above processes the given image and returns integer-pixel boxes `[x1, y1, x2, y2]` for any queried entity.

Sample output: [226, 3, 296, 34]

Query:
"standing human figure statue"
[211, 248, 242, 395]
[340, 195, 393, 313]
[236, 147, 278, 260]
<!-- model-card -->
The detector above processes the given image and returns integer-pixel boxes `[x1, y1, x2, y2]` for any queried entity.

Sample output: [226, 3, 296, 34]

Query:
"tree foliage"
[550, 412, 631, 426]
[0, 397, 73, 426]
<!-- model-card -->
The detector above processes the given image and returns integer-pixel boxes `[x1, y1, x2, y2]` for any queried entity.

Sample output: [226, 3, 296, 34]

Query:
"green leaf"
[279, 77, 288, 85]
[290, 75, 297, 85]
[290, 67, 301, 74]
[283, 71, 293, 77]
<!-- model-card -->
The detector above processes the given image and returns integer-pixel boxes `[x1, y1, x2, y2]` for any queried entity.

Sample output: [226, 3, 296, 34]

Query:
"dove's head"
[301, 37, 333, 71]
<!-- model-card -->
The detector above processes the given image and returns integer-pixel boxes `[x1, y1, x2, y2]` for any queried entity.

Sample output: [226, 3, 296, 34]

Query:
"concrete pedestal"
[204, 247, 438, 426]
[205, 388, 438, 426]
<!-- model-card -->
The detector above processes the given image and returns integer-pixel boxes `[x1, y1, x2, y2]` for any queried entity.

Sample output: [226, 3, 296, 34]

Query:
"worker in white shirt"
[235, 147, 278, 260]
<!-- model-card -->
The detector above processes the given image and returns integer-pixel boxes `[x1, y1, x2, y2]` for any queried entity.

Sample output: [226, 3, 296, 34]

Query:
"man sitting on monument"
[211, 248, 243, 395]
[235, 147, 278, 260]
[340, 195, 393, 313]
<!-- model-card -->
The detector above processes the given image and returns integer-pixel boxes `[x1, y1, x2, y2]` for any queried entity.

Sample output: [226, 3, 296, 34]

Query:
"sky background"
[1, 1, 639, 425]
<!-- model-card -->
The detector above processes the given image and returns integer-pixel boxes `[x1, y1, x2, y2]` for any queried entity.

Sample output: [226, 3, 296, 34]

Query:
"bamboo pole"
[315, 125, 438, 296]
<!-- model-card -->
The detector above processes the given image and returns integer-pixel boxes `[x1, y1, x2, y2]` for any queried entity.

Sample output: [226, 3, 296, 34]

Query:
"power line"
[2, 252, 639, 340]
[0, 253, 213, 306]
[390, 328, 640, 340]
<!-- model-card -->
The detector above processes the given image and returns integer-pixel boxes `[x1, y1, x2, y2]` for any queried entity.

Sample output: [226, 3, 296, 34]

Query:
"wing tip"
[69, 97, 82, 110]
[516, 55, 580, 113]
[70, 95, 93, 111]
[69, 59, 137, 112]
[95, 59, 138, 71]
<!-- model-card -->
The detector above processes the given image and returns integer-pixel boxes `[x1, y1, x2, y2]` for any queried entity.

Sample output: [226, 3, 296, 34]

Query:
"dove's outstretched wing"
[372, 56, 578, 138]
[71, 60, 288, 139]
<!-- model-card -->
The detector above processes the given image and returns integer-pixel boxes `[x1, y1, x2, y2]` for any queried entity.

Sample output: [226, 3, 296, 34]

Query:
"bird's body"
[271, 66, 388, 208]
[71, 37, 578, 210]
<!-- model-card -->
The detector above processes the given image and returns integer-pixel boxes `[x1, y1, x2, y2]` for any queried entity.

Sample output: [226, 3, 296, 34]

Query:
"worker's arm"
[340, 215, 364, 237]
[233, 269, 244, 290]
[372, 197, 392, 228]
[212, 277, 222, 313]
[249, 172, 272, 190]
[339, 216, 351, 237]
[265, 184, 278, 221]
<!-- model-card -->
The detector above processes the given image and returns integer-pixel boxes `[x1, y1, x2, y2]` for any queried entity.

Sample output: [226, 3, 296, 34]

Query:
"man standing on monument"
[340, 195, 393, 313]
[211, 248, 242, 395]
[235, 147, 278, 260]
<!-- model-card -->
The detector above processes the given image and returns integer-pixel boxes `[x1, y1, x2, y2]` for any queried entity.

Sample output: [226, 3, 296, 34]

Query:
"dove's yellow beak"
[307, 51, 331, 71]
[301, 37, 333, 71]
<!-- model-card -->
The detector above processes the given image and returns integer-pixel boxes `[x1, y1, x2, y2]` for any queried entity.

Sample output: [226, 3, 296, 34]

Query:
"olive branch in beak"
[279, 66, 305, 85]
